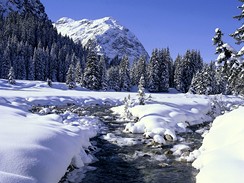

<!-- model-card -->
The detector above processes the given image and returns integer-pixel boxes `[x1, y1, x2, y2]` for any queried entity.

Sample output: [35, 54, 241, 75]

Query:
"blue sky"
[41, 0, 241, 62]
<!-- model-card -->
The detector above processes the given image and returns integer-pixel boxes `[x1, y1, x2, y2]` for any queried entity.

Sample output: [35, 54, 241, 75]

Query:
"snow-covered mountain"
[54, 17, 149, 62]
[0, 0, 47, 19]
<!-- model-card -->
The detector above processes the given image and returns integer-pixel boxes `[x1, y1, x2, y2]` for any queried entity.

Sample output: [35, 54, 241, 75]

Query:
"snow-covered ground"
[192, 107, 244, 183]
[0, 79, 244, 183]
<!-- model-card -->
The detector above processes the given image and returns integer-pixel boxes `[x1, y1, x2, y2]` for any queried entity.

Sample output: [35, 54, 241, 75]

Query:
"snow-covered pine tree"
[189, 63, 217, 95]
[98, 55, 108, 90]
[165, 48, 174, 88]
[27, 57, 35, 80]
[83, 50, 101, 90]
[66, 64, 76, 89]
[174, 51, 203, 93]
[230, 0, 244, 94]
[119, 55, 131, 91]
[181, 50, 196, 93]
[130, 59, 137, 86]
[8, 66, 16, 85]
[147, 49, 161, 92]
[33, 45, 45, 81]
[213, 28, 241, 94]
[174, 54, 184, 92]
[107, 66, 120, 91]
[2, 44, 11, 79]
[138, 75, 146, 105]
[75, 61, 82, 84]
[159, 48, 170, 92]
[49, 43, 58, 82]
[230, 0, 244, 46]
[130, 56, 147, 87]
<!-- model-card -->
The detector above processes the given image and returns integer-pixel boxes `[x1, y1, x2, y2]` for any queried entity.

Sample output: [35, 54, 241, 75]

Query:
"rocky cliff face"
[0, 0, 47, 19]
[54, 17, 149, 62]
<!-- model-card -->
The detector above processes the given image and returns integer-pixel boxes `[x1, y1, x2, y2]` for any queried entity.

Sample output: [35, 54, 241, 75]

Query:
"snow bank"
[193, 106, 244, 183]
[113, 93, 244, 145]
[113, 93, 213, 143]
[0, 104, 97, 183]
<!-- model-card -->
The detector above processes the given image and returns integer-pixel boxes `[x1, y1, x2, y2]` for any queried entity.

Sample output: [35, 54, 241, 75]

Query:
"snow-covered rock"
[54, 16, 149, 63]
[0, 0, 47, 19]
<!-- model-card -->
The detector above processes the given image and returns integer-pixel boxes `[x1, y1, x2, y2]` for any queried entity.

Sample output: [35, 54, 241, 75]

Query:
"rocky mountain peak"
[0, 0, 47, 19]
[54, 16, 149, 63]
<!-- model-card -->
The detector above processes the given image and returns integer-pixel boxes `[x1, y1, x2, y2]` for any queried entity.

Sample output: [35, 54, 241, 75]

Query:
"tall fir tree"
[66, 64, 76, 89]
[158, 48, 170, 92]
[147, 49, 161, 92]
[83, 50, 101, 90]
[107, 66, 120, 91]
[98, 55, 108, 90]
[75, 61, 82, 85]
[130, 55, 147, 87]
[119, 55, 131, 91]
[230, 0, 244, 94]
[174, 54, 184, 92]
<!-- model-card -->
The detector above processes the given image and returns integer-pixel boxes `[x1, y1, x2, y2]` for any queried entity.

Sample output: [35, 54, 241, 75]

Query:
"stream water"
[32, 105, 209, 183]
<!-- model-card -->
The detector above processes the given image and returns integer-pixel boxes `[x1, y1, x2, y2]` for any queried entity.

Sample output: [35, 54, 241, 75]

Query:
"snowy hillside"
[54, 17, 149, 62]
[0, 0, 47, 19]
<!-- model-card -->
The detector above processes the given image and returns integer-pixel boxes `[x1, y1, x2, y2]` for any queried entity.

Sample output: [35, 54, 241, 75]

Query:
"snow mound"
[0, 105, 96, 183]
[113, 93, 244, 145]
[193, 106, 244, 183]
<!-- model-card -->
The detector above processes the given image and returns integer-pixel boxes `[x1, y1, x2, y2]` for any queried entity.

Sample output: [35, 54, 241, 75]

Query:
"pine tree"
[2, 44, 11, 79]
[130, 59, 137, 86]
[147, 49, 161, 92]
[66, 64, 76, 89]
[174, 54, 186, 92]
[107, 66, 120, 91]
[138, 75, 146, 105]
[119, 55, 131, 91]
[213, 29, 241, 94]
[98, 55, 108, 90]
[8, 66, 16, 85]
[33, 46, 45, 81]
[230, 0, 244, 46]
[174, 50, 203, 93]
[159, 48, 170, 92]
[230, 0, 244, 94]
[189, 64, 217, 95]
[83, 50, 101, 90]
[75, 61, 82, 84]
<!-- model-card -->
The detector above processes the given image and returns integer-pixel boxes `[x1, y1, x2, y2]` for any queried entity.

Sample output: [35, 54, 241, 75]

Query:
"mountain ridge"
[54, 16, 149, 62]
[0, 0, 47, 19]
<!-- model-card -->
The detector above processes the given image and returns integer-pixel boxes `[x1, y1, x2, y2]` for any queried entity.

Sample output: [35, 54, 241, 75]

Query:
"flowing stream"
[32, 105, 210, 183]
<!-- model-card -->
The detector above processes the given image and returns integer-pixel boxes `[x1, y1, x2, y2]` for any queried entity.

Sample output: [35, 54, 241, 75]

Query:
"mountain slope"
[0, 0, 47, 19]
[54, 17, 149, 62]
